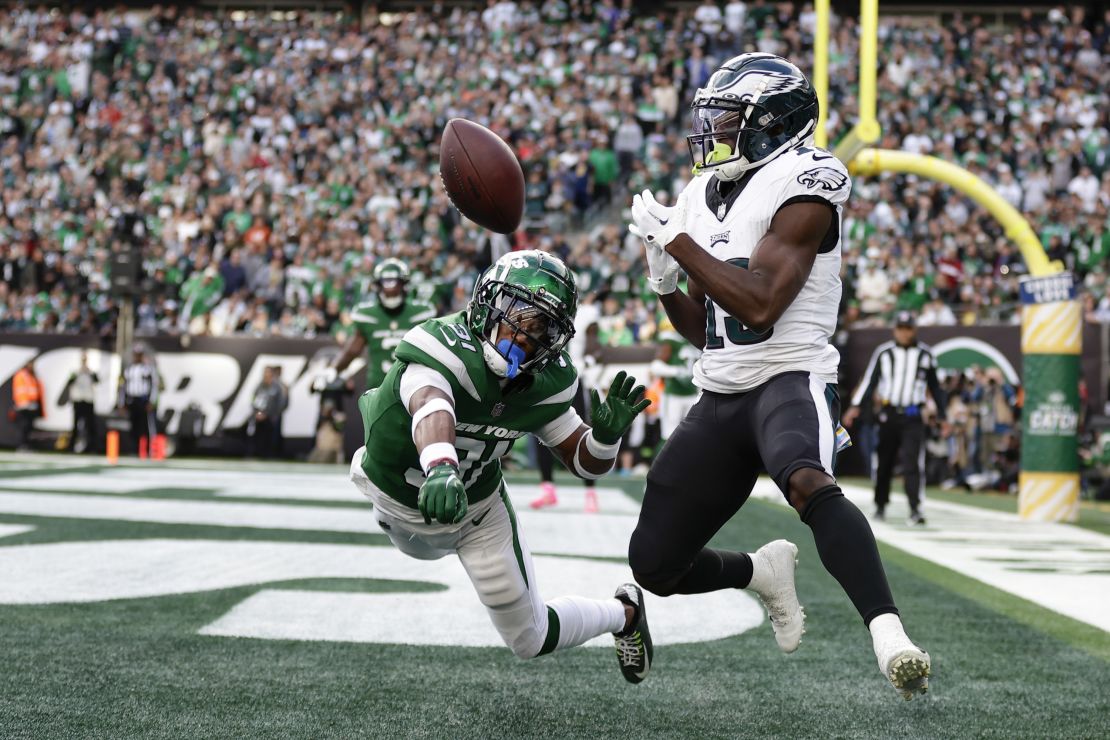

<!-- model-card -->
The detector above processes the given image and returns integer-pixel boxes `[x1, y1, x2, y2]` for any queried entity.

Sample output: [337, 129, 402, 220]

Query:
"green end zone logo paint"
[0, 467, 763, 648]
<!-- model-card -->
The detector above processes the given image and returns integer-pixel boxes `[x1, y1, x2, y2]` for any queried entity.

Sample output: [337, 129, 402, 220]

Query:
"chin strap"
[495, 339, 526, 379]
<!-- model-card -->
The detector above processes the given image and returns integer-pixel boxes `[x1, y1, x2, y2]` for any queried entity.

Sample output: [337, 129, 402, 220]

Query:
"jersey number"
[704, 258, 773, 348]
[439, 325, 477, 353]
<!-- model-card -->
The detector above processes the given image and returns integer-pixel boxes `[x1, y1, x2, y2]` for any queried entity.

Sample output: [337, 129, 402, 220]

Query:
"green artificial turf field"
[0, 460, 1106, 739]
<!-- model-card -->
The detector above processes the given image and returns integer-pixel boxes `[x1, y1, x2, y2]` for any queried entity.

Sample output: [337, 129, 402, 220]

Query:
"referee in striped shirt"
[843, 312, 945, 525]
[118, 344, 160, 455]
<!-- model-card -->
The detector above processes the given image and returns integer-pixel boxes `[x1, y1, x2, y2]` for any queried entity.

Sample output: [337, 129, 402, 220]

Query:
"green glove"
[417, 462, 468, 525]
[590, 370, 652, 445]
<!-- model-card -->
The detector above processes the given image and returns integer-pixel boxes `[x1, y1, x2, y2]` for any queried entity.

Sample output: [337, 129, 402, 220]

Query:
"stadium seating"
[0, 4, 1107, 340]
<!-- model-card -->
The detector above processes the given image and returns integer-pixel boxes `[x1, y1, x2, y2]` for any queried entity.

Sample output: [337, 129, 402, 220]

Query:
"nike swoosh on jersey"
[471, 509, 490, 526]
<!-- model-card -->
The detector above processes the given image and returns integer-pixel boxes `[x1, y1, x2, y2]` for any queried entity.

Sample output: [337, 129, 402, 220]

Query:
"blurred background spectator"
[61, 349, 98, 453]
[10, 359, 44, 451]
[0, 2, 1107, 475]
[0, 3, 1105, 342]
[247, 364, 282, 459]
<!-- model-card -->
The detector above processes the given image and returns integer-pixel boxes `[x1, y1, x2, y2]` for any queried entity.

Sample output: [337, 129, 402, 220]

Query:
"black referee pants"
[874, 412, 925, 514]
[126, 398, 157, 455]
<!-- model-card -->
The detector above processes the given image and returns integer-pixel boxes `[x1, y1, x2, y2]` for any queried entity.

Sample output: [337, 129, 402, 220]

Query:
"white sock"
[869, 612, 906, 636]
[870, 613, 922, 671]
[746, 549, 773, 595]
[546, 596, 627, 651]
[869, 613, 909, 646]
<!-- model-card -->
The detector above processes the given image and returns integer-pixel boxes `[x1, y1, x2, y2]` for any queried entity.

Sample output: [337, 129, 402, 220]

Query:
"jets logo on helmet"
[467, 251, 577, 380]
[688, 53, 819, 181]
[797, 167, 848, 192]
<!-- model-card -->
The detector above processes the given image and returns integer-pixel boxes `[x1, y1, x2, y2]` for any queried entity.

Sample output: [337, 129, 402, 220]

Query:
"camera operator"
[309, 355, 354, 464]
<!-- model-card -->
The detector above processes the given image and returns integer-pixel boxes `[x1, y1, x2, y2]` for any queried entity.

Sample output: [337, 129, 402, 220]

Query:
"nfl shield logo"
[491, 402, 505, 417]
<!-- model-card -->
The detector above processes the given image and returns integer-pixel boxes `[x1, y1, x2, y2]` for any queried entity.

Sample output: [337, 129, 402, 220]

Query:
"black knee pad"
[628, 528, 684, 597]
[800, 484, 844, 524]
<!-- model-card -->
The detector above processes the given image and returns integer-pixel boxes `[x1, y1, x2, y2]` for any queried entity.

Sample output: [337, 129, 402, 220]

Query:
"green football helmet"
[373, 258, 410, 310]
[467, 250, 577, 379]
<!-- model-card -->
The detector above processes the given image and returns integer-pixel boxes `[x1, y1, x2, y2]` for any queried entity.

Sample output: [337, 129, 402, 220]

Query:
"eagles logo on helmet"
[688, 52, 819, 181]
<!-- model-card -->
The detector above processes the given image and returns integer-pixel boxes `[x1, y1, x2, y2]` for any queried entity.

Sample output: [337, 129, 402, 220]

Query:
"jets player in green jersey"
[318, 258, 436, 392]
[650, 318, 702, 440]
[349, 250, 655, 683]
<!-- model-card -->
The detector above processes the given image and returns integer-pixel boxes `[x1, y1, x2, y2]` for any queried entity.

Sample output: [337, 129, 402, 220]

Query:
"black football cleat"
[613, 583, 653, 684]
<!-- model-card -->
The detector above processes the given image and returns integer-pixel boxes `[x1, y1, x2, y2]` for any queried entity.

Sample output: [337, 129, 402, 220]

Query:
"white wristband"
[411, 398, 456, 438]
[419, 442, 459, 474]
[584, 429, 621, 459]
[572, 430, 618, 480]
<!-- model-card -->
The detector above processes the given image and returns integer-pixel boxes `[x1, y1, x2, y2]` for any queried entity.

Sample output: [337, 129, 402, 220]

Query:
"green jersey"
[180, 273, 225, 319]
[358, 311, 579, 509]
[660, 336, 699, 396]
[351, 297, 436, 389]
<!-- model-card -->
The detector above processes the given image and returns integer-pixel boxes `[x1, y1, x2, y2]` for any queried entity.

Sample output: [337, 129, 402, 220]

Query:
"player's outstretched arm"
[549, 371, 650, 479]
[408, 384, 467, 525]
[665, 201, 832, 333]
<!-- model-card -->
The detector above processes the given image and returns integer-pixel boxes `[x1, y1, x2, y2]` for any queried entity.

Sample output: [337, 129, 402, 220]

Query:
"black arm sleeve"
[925, 356, 946, 422]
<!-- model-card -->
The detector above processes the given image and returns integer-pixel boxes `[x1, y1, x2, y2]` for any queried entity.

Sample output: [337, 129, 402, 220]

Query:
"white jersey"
[682, 147, 851, 393]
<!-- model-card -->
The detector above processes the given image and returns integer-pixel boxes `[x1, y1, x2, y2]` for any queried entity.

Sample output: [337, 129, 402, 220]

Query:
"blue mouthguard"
[496, 339, 527, 379]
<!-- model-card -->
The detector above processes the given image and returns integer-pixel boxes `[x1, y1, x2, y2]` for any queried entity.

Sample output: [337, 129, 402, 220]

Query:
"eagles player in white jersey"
[627, 53, 930, 700]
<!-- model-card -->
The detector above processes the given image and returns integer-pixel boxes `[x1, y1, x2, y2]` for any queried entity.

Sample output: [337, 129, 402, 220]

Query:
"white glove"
[312, 366, 338, 392]
[629, 189, 686, 295]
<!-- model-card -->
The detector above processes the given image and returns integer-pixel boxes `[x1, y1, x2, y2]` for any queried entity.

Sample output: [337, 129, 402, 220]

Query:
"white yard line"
[0, 484, 635, 558]
[0, 524, 33, 539]
[1, 461, 1105, 633]
[752, 479, 1110, 632]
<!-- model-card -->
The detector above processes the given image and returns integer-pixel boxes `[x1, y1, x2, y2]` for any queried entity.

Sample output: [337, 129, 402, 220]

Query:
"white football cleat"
[748, 540, 805, 653]
[871, 614, 930, 700]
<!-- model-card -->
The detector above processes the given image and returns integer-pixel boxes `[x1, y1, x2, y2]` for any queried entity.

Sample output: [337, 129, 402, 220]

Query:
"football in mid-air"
[439, 118, 525, 234]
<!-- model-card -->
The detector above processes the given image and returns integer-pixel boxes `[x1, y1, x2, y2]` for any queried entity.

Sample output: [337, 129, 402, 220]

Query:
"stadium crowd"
[3, 2, 1108, 489]
[1, 3, 1109, 345]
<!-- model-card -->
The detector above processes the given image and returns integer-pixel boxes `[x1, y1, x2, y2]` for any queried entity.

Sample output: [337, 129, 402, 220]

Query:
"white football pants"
[350, 450, 625, 658]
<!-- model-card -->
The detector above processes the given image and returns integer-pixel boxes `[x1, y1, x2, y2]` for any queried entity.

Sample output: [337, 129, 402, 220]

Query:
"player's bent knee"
[493, 607, 549, 659]
[797, 484, 844, 524]
[786, 467, 837, 512]
[629, 531, 684, 596]
[507, 631, 545, 660]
